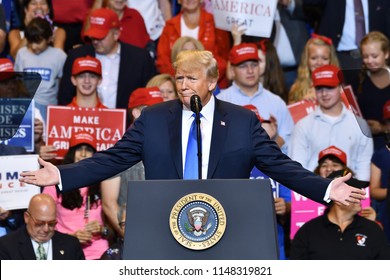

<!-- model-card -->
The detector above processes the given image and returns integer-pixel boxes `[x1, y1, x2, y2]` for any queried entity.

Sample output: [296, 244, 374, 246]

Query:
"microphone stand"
[190, 95, 203, 180]
[195, 111, 202, 180]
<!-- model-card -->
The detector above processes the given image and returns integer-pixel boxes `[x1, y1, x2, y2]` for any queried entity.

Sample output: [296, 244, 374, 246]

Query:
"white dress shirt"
[181, 95, 215, 179]
[31, 239, 53, 260]
[96, 44, 121, 108]
[337, 0, 369, 51]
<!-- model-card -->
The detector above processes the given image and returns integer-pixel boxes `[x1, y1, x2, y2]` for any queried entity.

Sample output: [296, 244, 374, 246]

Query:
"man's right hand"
[19, 158, 60, 186]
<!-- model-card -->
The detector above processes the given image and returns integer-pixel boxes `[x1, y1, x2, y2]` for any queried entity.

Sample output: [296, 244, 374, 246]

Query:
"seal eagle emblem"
[169, 193, 226, 250]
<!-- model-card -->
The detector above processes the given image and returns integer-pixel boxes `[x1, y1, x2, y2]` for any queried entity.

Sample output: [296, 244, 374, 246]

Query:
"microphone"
[190, 95, 202, 114]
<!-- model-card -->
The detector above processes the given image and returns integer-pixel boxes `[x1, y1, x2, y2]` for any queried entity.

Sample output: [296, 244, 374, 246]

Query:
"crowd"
[0, 0, 389, 260]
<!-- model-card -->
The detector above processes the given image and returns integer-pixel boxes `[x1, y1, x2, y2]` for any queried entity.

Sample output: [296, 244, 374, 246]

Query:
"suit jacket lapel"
[19, 227, 37, 260]
[168, 100, 184, 178]
[208, 99, 228, 178]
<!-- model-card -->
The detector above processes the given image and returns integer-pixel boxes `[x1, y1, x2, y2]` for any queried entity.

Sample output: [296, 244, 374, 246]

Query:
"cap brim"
[72, 69, 102, 76]
[84, 28, 109, 40]
[313, 81, 339, 87]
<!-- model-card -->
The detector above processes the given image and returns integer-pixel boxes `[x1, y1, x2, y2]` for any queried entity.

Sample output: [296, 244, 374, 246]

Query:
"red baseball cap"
[0, 58, 15, 80]
[128, 87, 163, 109]
[312, 65, 341, 87]
[229, 43, 259, 65]
[318, 145, 347, 165]
[69, 132, 97, 150]
[84, 8, 121, 40]
[242, 104, 266, 122]
[383, 100, 390, 120]
[72, 56, 102, 76]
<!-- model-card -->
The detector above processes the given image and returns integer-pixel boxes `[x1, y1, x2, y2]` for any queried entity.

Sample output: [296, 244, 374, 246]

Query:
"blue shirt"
[217, 82, 294, 154]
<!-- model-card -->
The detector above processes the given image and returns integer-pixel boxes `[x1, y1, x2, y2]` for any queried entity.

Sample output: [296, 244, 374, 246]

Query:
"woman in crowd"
[146, 73, 178, 102]
[8, 0, 66, 58]
[288, 34, 339, 104]
[156, 0, 230, 88]
[43, 132, 109, 260]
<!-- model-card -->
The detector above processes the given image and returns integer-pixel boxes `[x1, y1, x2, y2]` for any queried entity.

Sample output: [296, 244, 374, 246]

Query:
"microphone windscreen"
[190, 95, 202, 113]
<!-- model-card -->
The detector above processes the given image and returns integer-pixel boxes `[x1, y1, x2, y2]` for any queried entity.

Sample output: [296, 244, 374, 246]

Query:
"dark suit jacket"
[0, 226, 85, 260]
[58, 41, 156, 110]
[304, 0, 390, 48]
[279, 0, 310, 64]
[59, 98, 331, 204]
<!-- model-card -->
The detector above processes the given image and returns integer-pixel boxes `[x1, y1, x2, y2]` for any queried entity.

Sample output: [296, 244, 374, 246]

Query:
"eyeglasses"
[27, 211, 57, 228]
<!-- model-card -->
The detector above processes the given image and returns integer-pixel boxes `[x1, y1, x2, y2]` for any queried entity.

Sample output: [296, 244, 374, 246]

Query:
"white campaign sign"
[212, 0, 277, 37]
[0, 154, 40, 210]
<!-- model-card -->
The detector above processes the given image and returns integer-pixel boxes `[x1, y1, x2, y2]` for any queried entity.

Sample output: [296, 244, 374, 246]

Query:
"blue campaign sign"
[0, 99, 34, 152]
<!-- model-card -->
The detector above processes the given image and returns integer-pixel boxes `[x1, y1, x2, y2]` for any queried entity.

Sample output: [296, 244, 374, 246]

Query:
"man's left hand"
[329, 173, 366, 206]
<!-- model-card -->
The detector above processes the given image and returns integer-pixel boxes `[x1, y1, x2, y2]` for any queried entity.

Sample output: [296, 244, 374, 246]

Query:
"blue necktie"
[184, 114, 201, 179]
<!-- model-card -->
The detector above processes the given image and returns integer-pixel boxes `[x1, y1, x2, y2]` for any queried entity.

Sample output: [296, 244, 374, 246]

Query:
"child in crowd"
[14, 17, 67, 122]
[8, 0, 66, 58]
[43, 132, 109, 260]
[39, 56, 105, 160]
[357, 31, 390, 150]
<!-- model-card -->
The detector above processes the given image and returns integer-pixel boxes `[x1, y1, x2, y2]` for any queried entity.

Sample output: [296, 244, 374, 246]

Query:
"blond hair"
[146, 73, 178, 98]
[171, 36, 205, 65]
[288, 38, 339, 104]
[173, 50, 219, 81]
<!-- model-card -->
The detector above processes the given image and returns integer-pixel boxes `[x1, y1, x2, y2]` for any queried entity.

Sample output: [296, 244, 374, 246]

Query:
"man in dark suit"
[0, 194, 85, 260]
[303, 0, 390, 69]
[276, 0, 310, 91]
[58, 8, 156, 113]
[20, 50, 365, 206]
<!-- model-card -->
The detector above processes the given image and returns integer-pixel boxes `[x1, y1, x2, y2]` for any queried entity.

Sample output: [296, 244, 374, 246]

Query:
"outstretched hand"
[19, 157, 60, 187]
[329, 173, 366, 206]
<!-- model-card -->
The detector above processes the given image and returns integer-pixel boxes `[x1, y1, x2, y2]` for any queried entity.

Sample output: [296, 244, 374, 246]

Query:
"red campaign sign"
[46, 106, 126, 159]
[341, 85, 362, 117]
[287, 100, 317, 124]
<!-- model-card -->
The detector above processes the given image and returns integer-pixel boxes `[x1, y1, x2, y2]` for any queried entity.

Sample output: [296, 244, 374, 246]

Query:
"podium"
[123, 179, 279, 260]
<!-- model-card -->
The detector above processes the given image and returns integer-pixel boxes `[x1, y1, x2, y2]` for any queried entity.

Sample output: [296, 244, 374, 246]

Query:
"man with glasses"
[0, 193, 85, 260]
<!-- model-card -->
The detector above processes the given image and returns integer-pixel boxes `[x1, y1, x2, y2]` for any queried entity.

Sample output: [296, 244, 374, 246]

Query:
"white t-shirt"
[127, 0, 166, 40]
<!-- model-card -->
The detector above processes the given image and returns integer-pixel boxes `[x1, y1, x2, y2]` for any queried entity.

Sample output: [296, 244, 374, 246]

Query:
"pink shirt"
[43, 186, 108, 260]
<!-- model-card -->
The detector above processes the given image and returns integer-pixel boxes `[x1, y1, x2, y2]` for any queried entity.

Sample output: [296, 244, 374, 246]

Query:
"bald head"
[25, 194, 57, 243]
[28, 193, 56, 215]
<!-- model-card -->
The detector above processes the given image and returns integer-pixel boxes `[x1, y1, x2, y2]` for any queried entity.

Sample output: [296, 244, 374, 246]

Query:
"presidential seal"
[169, 193, 226, 250]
